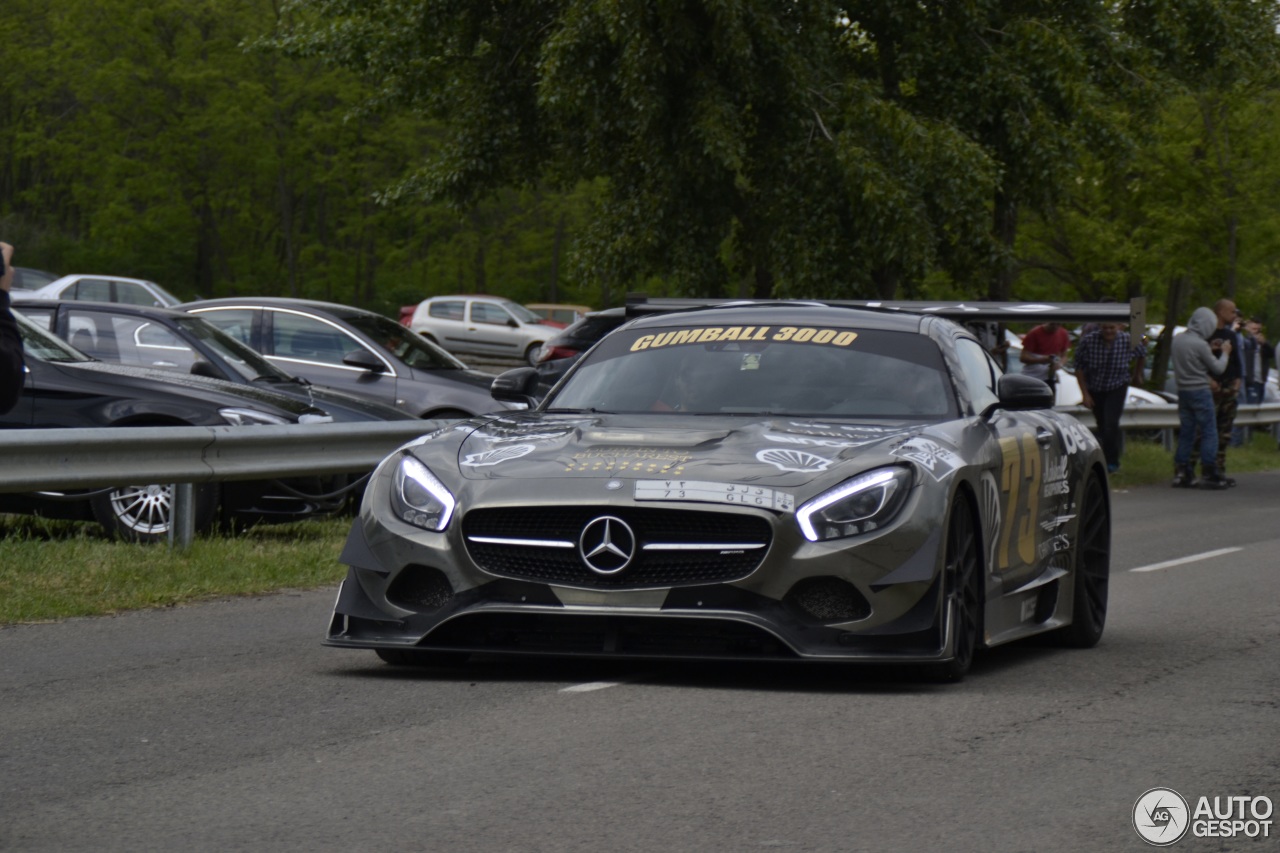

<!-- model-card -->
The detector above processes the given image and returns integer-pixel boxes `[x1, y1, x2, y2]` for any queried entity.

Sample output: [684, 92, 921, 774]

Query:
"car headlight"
[391, 456, 456, 531]
[796, 466, 913, 542]
[219, 407, 290, 426]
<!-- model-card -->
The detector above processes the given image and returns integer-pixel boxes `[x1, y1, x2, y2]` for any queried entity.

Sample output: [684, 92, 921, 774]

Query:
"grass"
[1107, 429, 1279, 488]
[0, 514, 351, 625]
[1, 431, 1276, 626]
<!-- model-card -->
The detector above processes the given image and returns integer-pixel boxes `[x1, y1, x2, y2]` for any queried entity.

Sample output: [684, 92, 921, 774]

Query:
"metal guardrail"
[5, 405, 1280, 493]
[0, 420, 447, 493]
[3, 403, 1278, 546]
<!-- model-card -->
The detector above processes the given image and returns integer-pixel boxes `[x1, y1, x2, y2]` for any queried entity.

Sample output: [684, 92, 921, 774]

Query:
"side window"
[471, 302, 512, 325]
[131, 320, 197, 372]
[117, 282, 159, 306]
[13, 307, 54, 331]
[954, 338, 1001, 413]
[428, 300, 465, 321]
[196, 309, 257, 348]
[72, 279, 112, 301]
[271, 312, 360, 366]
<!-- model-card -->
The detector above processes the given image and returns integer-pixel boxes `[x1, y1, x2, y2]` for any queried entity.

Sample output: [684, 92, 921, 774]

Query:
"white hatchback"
[409, 295, 555, 364]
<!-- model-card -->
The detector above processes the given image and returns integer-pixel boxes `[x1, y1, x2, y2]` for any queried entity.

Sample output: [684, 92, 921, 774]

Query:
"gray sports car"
[328, 301, 1112, 679]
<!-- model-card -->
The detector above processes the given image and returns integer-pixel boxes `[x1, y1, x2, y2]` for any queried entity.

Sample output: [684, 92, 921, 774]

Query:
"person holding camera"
[0, 241, 27, 414]
[1020, 321, 1070, 394]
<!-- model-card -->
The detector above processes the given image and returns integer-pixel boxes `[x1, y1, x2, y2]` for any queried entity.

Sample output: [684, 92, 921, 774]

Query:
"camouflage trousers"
[1213, 386, 1240, 472]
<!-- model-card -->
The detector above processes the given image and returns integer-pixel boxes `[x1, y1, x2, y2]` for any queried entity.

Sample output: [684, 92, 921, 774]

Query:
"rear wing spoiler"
[625, 295, 1147, 348]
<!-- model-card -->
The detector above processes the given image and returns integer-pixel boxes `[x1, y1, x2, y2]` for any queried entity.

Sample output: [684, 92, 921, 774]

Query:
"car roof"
[622, 301, 928, 334]
[178, 296, 379, 319]
[11, 296, 193, 321]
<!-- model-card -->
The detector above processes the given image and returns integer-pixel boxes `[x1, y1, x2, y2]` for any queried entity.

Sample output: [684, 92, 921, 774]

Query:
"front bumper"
[324, 502, 961, 664]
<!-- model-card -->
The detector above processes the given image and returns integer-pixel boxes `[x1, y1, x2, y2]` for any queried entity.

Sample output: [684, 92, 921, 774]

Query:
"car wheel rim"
[108, 484, 173, 535]
[947, 501, 980, 669]
[1077, 477, 1110, 635]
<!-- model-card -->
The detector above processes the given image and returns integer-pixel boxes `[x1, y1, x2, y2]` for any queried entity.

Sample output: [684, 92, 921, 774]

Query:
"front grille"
[462, 506, 772, 588]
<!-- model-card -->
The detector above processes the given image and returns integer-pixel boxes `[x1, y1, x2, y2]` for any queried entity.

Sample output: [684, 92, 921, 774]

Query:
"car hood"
[62, 361, 323, 418]
[410, 412, 929, 489]
[272, 381, 416, 422]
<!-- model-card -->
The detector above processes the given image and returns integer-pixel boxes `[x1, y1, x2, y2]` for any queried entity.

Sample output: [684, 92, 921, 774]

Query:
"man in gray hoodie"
[1171, 306, 1233, 488]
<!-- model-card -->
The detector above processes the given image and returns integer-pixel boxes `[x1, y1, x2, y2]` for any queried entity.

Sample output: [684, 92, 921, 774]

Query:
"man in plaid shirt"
[1072, 322, 1146, 473]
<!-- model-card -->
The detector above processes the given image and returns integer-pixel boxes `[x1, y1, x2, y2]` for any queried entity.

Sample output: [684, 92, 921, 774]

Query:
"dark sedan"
[12, 298, 415, 425]
[177, 297, 513, 419]
[532, 307, 627, 394]
[0, 312, 364, 542]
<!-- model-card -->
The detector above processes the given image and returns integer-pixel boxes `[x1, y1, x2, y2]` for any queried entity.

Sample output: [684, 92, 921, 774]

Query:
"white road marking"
[560, 681, 623, 693]
[560, 672, 651, 693]
[1129, 547, 1243, 573]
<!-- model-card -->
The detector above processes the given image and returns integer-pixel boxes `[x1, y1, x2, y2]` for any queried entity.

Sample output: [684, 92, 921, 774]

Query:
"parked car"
[27, 274, 183, 307]
[526, 302, 593, 325]
[0, 311, 360, 542]
[177, 297, 513, 419]
[533, 307, 627, 393]
[407, 294, 564, 365]
[13, 298, 417, 424]
[11, 267, 60, 292]
[328, 300, 1111, 680]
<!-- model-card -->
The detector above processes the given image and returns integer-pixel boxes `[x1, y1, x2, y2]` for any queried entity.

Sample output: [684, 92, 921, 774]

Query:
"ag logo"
[1133, 787, 1190, 846]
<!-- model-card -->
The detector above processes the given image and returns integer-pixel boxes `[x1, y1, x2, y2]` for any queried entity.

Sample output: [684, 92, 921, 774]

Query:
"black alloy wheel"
[1051, 473, 1110, 648]
[929, 497, 984, 681]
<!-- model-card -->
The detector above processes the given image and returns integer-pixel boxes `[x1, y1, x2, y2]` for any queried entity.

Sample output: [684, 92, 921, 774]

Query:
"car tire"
[1049, 472, 1110, 648]
[89, 482, 219, 544]
[375, 648, 471, 667]
[524, 342, 543, 366]
[928, 497, 984, 682]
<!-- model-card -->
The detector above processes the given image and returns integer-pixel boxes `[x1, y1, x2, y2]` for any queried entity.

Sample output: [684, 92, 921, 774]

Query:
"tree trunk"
[1151, 274, 1190, 392]
[990, 191, 1018, 301]
[549, 210, 565, 303]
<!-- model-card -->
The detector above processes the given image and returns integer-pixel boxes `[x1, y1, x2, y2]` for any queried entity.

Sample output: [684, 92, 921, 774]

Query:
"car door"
[417, 299, 471, 353]
[953, 336, 1053, 595]
[465, 300, 523, 357]
[264, 309, 400, 408]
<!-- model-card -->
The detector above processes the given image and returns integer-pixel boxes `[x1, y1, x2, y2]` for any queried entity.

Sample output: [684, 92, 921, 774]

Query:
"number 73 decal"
[996, 433, 1042, 571]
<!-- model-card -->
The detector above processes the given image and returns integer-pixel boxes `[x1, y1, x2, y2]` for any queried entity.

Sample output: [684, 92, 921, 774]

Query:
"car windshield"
[174, 316, 290, 382]
[13, 311, 92, 363]
[546, 323, 957, 419]
[503, 301, 542, 324]
[343, 311, 469, 370]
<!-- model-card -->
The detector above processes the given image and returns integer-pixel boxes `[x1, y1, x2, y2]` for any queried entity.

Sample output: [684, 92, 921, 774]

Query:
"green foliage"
[4, 0, 1280, 314]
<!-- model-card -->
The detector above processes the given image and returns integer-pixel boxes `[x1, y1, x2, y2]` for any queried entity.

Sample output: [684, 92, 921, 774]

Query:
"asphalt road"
[2, 475, 1279, 852]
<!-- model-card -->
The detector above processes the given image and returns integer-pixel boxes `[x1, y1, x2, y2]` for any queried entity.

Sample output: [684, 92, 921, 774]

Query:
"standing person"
[1207, 299, 1244, 478]
[1020, 321, 1071, 393]
[1073, 322, 1146, 474]
[1240, 317, 1273, 405]
[1171, 307, 1232, 489]
[0, 241, 27, 415]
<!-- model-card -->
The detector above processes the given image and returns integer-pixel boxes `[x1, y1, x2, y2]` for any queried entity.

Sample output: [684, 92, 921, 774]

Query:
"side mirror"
[491, 367, 541, 407]
[507, 317, 519, 328]
[994, 373, 1055, 411]
[342, 349, 387, 373]
[189, 360, 223, 380]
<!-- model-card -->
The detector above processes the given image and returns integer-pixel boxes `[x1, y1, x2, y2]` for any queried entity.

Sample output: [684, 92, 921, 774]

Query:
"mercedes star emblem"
[579, 516, 637, 575]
